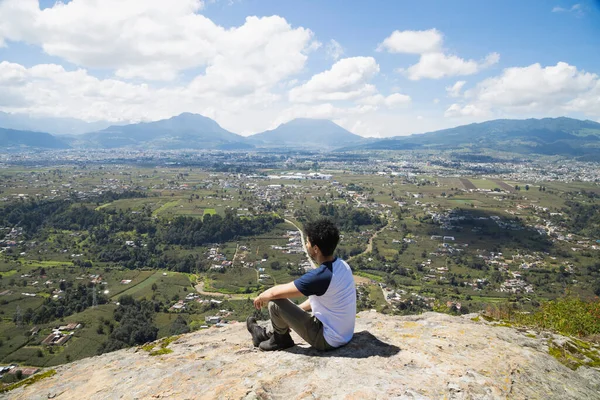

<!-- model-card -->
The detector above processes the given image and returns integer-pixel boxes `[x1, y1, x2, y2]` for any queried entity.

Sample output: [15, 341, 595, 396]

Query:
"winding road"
[348, 219, 388, 263]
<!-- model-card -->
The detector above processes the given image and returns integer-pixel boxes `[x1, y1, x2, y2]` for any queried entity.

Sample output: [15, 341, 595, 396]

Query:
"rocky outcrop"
[5, 311, 600, 399]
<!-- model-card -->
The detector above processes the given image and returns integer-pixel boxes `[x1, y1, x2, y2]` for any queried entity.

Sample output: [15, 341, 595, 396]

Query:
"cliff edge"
[5, 311, 600, 399]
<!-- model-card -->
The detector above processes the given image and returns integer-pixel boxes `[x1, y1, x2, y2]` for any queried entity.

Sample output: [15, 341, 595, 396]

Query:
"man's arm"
[298, 299, 311, 311]
[253, 282, 303, 309]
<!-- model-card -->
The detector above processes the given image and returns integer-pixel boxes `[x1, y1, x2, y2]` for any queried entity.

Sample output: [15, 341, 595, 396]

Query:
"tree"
[170, 315, 190, 335]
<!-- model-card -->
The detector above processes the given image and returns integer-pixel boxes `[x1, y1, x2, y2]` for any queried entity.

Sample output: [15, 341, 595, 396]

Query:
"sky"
[0, 0, 600, 138]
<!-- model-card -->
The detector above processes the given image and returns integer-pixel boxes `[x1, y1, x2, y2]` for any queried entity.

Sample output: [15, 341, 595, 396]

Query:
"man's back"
[299, 258, 356, 347]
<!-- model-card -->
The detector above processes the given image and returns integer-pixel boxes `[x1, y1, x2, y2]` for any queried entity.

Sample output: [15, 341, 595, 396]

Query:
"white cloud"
[0, 60, 283, 132]
[289, 57, 380, 102]
[552, 4, 585, 16]
[469, 62, 595, 108]
[446, 81, 466, 97]
[405, 52, 499, 80]
[444, 103, 488, 118]
[445, 62, 600, 118]
[0, 0, 316, 87]
[326, 39, 344, 60]
[384, 93, 411, 108]
[357, 93, 411, 108]
[377, 29, 442, 54]
[379, 28, 499, 81]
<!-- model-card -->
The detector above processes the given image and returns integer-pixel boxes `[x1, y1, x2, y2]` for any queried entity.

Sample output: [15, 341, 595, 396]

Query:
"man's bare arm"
[253, 282, 303, 309]
[299, 299, 311, 311]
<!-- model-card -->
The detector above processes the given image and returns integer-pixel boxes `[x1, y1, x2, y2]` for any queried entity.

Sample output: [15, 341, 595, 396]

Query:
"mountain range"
[341, 117, 600, 158]
[0, 111, 116, 136]
[1, 112, 600, 158]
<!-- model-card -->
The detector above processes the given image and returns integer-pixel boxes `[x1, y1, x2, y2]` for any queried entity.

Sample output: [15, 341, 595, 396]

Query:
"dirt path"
[231, 243, 239, 265]
[194, 281, 229, 298]
[348, 220, 388, 263]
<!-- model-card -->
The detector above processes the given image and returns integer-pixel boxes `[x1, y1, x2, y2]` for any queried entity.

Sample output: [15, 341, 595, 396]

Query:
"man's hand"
[253, 293, 268, 310]
[253, 282, 303, 310]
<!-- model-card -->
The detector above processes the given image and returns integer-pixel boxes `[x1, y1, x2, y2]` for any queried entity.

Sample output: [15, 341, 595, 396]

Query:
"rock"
[4, 311, 600, 399]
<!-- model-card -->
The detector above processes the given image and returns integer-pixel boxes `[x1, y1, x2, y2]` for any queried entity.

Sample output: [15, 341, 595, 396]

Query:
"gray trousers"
[268, 299, 335, 351]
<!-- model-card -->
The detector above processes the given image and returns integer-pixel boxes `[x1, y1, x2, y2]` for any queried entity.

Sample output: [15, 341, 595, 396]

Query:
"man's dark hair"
[303, 218, 340, 257]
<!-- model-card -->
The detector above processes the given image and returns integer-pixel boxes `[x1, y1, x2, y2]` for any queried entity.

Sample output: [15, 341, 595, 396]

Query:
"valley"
[0, 148, 598, 377]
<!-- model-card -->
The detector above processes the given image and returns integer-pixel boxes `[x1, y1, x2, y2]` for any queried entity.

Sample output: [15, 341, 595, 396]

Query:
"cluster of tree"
[15, 283, 108, 325]
[562, 200, 600, 237]
[0, 199, 70, 237]
[92, 190, 148, 204]
[0, 191, 152, 237]
[47, 205, 105, 231]
[317, 204, 383, 232]
[170, 315, 190, 335]
[3, 195, 283, 272]
[158, 211, 283, 247]
[97, 295, 159, 354]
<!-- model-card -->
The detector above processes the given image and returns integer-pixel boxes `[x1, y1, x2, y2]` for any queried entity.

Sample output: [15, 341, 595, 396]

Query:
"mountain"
[74, 113, 251, 150]
[8, 311, 600, 399]
[345, 117, 600, 158]
[0, 127, 70, 150]
[0, 111, 116, 135]
[249, 118, 365, 150]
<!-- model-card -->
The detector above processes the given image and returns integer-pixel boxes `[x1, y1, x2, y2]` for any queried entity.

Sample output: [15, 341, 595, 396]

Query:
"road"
[348, 219, 388, 263]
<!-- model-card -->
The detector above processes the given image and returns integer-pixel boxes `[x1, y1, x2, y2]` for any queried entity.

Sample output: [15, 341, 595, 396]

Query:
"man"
[247, 218, 356, 351]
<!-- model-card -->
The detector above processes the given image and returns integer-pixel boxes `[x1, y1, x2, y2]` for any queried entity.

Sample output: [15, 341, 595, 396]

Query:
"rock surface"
[5, 311, 600, 399]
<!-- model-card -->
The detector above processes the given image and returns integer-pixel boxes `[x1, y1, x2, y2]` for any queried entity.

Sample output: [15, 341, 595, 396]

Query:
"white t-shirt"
[294, 258, 356, 347]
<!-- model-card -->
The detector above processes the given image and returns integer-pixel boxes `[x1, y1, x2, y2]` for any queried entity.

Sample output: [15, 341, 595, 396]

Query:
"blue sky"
[0, 0, 599, 137]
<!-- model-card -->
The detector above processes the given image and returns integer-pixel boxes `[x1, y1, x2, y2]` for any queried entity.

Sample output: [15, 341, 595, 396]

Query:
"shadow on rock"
[287, 331, 400, 358]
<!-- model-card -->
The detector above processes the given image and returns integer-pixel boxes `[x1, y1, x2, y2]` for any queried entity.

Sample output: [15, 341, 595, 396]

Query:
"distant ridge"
[2, 115, 600, 158]
[249, 118, 365, 150]
[0, 111, 115, 135]
[341, 117, 600, 158]
[75, 113, 250, 150]
[0, 127, 70, 149]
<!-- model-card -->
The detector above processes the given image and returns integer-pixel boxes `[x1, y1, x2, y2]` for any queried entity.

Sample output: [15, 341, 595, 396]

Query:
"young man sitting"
[247, 218, 356, 351]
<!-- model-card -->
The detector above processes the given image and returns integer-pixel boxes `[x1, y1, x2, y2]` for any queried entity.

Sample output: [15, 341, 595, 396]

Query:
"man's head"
[303, 218, 340, 257]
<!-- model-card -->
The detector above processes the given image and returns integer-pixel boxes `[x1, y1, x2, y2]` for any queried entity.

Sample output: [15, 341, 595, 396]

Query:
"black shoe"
[259, 331, 295, 351]
[246, 316, 270, 347]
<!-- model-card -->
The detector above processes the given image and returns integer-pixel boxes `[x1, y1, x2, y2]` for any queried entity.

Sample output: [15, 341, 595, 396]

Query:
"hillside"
[249, 118, 365, 150]
[0, 128, 70, 150]
[0, 112, 114, 136]
[349, 117, 600, 158]
[7, 311, 600, 399]
[75, 113, 251, 150]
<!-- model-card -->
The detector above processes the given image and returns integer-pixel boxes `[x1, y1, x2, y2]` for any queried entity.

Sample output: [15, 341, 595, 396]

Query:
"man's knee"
[268, 300, 277, 314]
[268, 299, 285, 314]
